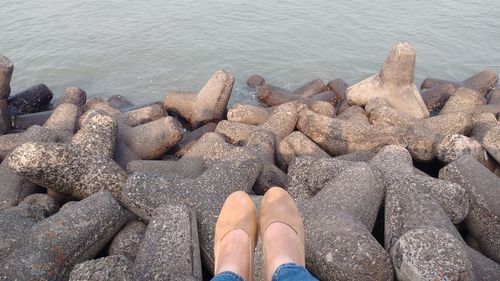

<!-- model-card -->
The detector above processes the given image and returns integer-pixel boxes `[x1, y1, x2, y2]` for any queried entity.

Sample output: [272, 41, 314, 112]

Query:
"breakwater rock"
[0, 42, 499, 281]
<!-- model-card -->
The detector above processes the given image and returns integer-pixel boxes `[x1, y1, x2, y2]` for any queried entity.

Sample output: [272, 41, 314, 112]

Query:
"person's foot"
[260, 187, 305, 281]
[214, 191, 258, 281]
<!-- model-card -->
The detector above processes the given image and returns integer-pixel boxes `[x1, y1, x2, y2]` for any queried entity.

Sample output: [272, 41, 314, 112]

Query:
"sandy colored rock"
[436, 134, 485, 164]
[297, 109, 406, 156]
[365, 97, 416, 127]
[336, 105, 370, 125]
[488, 88, 500, 104]
[0, 55, 13, 100]
[108, 219, 147, 261]
[482, 125, 500, 163]
[164, 70, 234, 128]
[227, 103, 270, 125]
[277, 131, 330, 170]
[132, 204, 202, 280]
[346, 42, 429, 118]
[440, 87, 486, 115]
[57, 87, 87, 107]
[115, 116, 183, 166]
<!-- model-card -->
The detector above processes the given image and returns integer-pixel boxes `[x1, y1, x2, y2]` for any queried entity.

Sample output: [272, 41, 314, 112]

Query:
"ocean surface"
[1, 0, 499, 105]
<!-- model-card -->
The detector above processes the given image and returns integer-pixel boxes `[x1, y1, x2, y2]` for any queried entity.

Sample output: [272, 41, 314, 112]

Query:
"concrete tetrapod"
[0, 102, 81, 160]
[295, 163, 393, 281]
[346, 42, 429, 119]
[8, 112, 128, 199]
[296, 109, 406, 156]
[108, 219, 147, 261]
[164, 70, 235, 128]
[69, 255, 134, 281]
[439, 155, 500, 263]
[132, 204, 202, 280]
[0, 191, 128, 281]
[120, 157, 261, 273]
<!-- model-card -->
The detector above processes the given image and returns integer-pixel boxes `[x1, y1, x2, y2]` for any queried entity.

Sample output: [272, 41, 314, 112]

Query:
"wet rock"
[115, 116, 183, 167]
[8, 112, 127, 199]
[107, 94, 134, 109]
[257, 83, 300, 106]
[0, 191, 128, 281]
[133, 204, 202, 280]
[12, 110, 53, 130]
[292, 79, 327, 97]
[0, 56, 13, 133]
[57, 87, 87, 107]
[297, 109, 406, 156]
[297, 163, 393, 281]
[227, 103, 270, 125]
[346, 42, 429, 118]
[421, 82, 457, 112]
[439, 155, 500, 263]
[0, 156, 43, 210]
[421, 77, 462, 90]
[440, 87, 486, 115]
[247, 74, 265, 87]
[164, 70, 235, 128]
[7, 83, 53, 116]
[69, 255, 133, 281]
[421, 70, 498, 96]
[120, 158, 261, 273]
[365, 97, 416, 127]
[173, 122, 216, 157]
[108, 219, 147, 261]
[327, 78, 349, 113]
[277, 131, 329, 171]
[336, 105, 370, 125]
[462, 69, 498, 95]
[436, 134, 485, 164]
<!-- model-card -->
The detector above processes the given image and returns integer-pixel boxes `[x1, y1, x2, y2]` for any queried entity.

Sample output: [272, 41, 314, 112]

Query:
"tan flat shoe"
[214, 191, 258, 281]
[260, 187, 305, 276]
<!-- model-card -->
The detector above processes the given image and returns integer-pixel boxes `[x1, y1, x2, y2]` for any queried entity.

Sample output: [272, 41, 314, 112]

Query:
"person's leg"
[260, 187, 318, 281]
[212, 191, 258, 281]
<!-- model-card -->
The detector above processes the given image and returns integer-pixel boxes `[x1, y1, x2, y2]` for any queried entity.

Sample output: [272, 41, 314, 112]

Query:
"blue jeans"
[211, 263, 318, 281]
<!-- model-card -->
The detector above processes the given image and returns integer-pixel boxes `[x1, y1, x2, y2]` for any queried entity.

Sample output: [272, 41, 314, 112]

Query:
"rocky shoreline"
[0, 42, 499, 281]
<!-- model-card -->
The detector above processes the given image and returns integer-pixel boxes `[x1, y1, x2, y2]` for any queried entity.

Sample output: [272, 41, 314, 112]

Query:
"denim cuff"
[211, 271, 244, 281]
[272, 263, 319, 281]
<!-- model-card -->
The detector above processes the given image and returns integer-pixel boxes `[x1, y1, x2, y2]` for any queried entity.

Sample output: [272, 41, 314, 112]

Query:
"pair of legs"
[212, 187, 318, 281]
